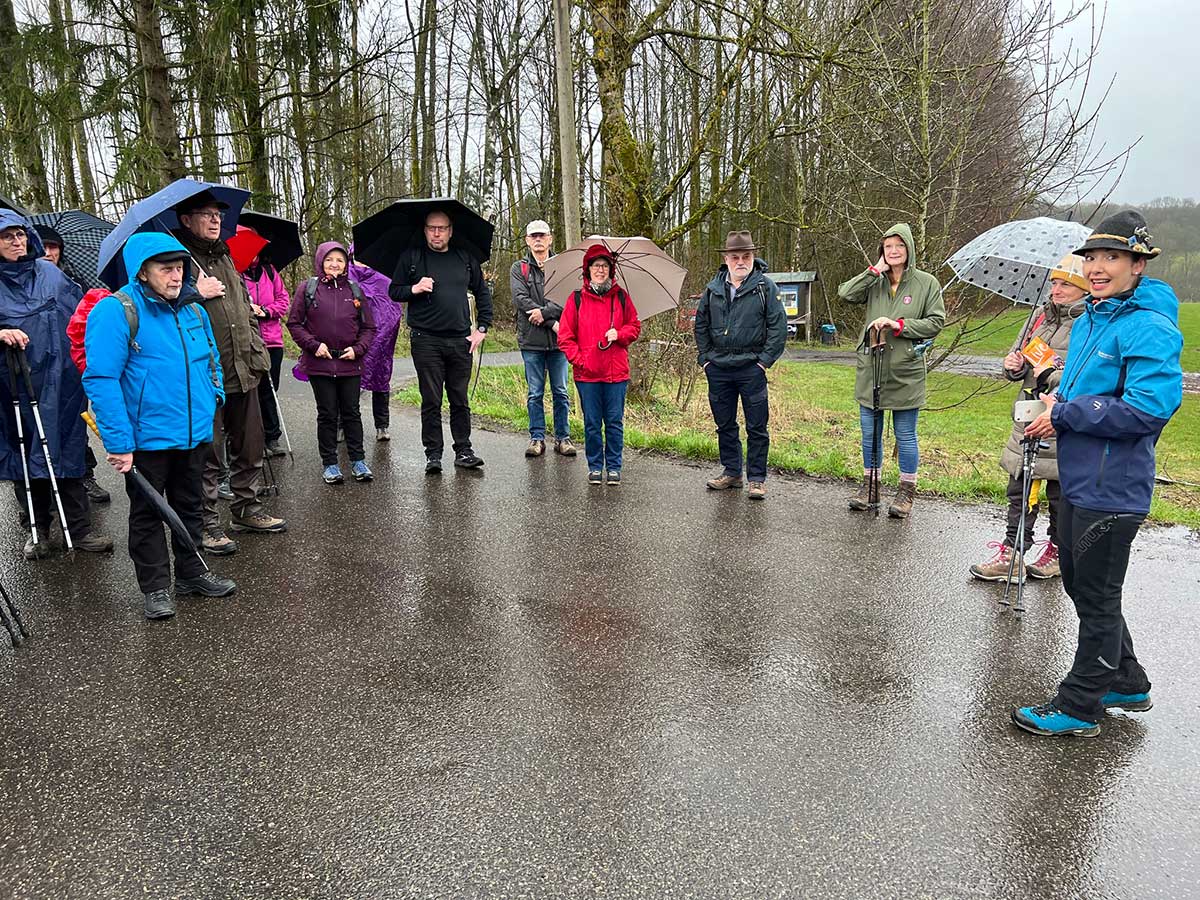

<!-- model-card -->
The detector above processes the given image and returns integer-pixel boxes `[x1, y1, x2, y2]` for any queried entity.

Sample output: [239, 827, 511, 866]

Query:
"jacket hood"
[582, 243, 615, 278]
[707, 257, 768, 292]
[878, 223, 916, 271]
[121, 233, 195, 291]
[1120, 276, 1178, 320]
[0, 209, 44, 262]
[315, 241, 349, 278]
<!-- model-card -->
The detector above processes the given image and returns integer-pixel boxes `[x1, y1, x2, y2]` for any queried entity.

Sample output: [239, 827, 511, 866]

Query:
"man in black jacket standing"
[694, 231, 787, 499]
[389, 209, 493, 474]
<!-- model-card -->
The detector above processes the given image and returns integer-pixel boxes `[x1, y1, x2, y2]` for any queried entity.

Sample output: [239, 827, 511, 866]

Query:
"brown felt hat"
[717, 230, 762, 253]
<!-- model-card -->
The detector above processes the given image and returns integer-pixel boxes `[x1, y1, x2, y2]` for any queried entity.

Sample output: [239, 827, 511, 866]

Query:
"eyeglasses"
[0, 231, 28, 245]
[190, 210, 225, 221]
[425, 225, 451, 233]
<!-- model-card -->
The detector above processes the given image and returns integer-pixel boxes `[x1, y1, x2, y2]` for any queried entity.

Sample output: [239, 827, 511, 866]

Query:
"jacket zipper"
[172, 308, 194, 446]
[1096, 440, 1110, 487]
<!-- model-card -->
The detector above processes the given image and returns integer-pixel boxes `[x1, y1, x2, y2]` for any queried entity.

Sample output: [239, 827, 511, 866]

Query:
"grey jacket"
[510, 252, 563, 352]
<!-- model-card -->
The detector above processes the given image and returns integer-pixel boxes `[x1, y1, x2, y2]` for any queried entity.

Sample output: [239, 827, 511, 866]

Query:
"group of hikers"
[0, 190, 1186, 739]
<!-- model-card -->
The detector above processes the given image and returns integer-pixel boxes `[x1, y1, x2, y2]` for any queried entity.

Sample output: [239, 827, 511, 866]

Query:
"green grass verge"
[398, 360, 1200, 528]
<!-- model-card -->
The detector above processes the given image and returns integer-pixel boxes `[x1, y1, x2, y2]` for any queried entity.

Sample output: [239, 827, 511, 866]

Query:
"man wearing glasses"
[389, 209, 493, 474]
[174, 191, 286, 554]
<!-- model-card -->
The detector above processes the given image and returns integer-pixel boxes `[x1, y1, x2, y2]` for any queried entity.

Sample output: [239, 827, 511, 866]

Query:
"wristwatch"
[477, 326, 488, 334]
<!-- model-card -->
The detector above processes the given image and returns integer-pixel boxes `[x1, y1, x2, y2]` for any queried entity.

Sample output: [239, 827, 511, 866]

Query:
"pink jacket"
[243, 265, 291, 348]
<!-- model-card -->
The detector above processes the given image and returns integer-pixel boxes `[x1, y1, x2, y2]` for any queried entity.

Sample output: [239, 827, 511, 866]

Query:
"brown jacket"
[998, 301, 1079, 480]
[175, 229, 270, 394]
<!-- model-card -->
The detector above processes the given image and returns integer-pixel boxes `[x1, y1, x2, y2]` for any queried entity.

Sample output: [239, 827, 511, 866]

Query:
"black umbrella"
[82, 414, 209, 572]
[0, 193, 29, 217]
[352, 197, 495, 277]
[238, 210, 305, 270]
[28, 209, 115, 290]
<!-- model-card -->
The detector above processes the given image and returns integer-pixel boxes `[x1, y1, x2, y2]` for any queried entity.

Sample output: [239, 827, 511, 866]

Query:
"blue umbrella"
[97, 179, 251, 289]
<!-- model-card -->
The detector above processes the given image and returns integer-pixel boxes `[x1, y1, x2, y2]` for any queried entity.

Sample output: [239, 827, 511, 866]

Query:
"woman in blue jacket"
[1014, 211, 1184, 737]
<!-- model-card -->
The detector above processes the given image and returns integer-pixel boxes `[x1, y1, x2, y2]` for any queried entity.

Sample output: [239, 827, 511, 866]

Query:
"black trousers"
[12, 477, 91, 538]
[706, 362, 770, 482]
[127, 445, 209, 593]
[257, 347, 285, 444]
[1004, 475, 1061, 548]
[1052, 497, 1150, 723]
[411, 332, 473, 457]
[310, 375, 364, 466]
[372, 391, 390, 430]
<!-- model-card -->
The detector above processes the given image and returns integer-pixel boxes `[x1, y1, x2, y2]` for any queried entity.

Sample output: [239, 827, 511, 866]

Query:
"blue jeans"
[860, 406, 920, 474]
[575, 380, 628, 472]
[522, 350, 570, 440]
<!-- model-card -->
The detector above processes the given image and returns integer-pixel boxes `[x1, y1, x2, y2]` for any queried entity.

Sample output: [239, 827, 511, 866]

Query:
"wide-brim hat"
[1073, 210, 1161, 258]
[1048, 253, 1089, 293]
[174, 190, 230, 217]
[716, 230, 762, 253]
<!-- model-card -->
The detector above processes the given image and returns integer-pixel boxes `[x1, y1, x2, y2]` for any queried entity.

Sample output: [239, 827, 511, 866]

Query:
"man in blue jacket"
[1015, 211, 1184, 737]
[83, 233, 236, 620]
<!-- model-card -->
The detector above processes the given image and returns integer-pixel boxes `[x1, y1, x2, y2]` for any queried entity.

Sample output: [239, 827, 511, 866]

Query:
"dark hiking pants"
[706, 362, 770, 482]
[127, 445, 209, 594]
[202, 389, 265, 527]
[411, 332, 473, 457]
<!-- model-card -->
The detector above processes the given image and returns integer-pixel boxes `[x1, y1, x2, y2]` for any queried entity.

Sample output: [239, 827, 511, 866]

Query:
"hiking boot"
[230, 512, 288, 534]
[175, 572, 237, 598]
[848, 475, 873, 511]
[588, 470, 603, 485]
[425, 457, 443, 475]
[83, 476, 111, 503]
[526, 439, 546, 458]
[706, 473, 743, 491]
[1011, 702, 1100, 737]
[323, 464, 345, 485]
[143, 589, 176, 620]
[265, 441, 286, 458]
[376, 428, 390, 442]
[888, 481, 916, 518]
[747, 481, 766, 500]
[74, 531, 114, 553]
[217, 479, 234, 501]
[454, 450, 484, 469]
[202, 529, 238, 556]
[554, 438, 577, 457]
[969, 542, 1025, 583]
[351, 460, 373, 482]
[1027, 541, 1061, 579]
[23, 535, 53, 560]
[1101, 690, 1153, 712]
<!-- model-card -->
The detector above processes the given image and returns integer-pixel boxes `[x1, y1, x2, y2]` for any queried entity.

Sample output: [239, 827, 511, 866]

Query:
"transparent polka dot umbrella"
[945, 217, 1093, 305]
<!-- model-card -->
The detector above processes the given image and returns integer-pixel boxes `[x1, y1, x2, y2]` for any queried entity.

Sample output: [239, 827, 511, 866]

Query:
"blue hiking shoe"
[1011, 702, 1100, 737]
[1101, 691, 1153, 712]
[323, 464, 345, 485]
[351, 460, 373, 482]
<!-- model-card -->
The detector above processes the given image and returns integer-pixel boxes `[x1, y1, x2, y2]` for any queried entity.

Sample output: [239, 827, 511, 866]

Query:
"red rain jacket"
[66, 288, 114, 373]
[557, 246, 642, 383]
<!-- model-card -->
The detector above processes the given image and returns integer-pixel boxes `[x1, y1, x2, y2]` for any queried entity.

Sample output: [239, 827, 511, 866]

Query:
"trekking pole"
[267, 377, 295, 467]
[869, 325, 887, 517]
[1002, 436, 1040, 612]
[14, 347, 72, 551]
[5, 347, 40, 546]
[0, 579, 29, 647]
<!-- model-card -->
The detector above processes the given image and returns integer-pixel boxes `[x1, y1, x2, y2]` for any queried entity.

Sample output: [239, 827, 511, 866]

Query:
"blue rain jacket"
[83, 233, 224, 454]
[0, 210, 87, 480]
[1051, 277, 1184, 514]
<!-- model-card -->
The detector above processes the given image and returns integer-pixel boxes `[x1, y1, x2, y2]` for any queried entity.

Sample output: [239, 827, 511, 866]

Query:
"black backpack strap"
[187, 303, 221, 389]
[113, 291, 140, 352]
[573, 290, 582, 311]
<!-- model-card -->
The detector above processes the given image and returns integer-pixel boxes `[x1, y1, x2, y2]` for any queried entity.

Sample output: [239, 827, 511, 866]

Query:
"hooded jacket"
[82, 233, 224, 454]
[838, 223, 945, 410]
[511, 250, 564, 352]
[174, 227, 270, 393]
[694, 258, 787, 369]
[556, 246, 642, 383]
[243, 262, 291, 349]
[350, 255, 403, 392]
[998, 299, 1080, 480]
[0, 210, 88, 480]
[287, 242, 377, 379]
[1050, 277, 1183, 514]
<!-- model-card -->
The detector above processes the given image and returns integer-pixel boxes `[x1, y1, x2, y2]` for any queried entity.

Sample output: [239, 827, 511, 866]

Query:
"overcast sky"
[1052, 0, 1200, 203]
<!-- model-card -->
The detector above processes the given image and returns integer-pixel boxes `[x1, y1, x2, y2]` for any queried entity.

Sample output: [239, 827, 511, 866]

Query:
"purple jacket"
[350, 258, 402, 392]
[287, 241, 377, 378]
[243, 264, 291, 348]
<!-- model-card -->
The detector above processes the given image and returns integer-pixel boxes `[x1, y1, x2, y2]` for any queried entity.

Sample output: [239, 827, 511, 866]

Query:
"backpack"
[302, 276, 366, 316]
[572, 288, 627, 315]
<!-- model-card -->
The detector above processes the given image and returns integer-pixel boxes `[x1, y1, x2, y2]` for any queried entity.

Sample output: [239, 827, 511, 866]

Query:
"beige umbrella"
[542, 235, 687, 319]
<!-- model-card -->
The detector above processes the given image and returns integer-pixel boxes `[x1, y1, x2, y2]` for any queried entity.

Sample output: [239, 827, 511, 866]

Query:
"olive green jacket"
[175, 229, 270, 394]
[838, 224, 945, 410]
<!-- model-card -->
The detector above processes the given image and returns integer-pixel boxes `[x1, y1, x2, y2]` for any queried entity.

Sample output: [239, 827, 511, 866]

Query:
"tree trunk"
[0, 0, 52, 207]
[132, 0, 186, 186]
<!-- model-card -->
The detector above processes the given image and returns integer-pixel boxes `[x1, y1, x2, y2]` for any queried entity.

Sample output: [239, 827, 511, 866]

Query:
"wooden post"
[551, 0, 581, 247]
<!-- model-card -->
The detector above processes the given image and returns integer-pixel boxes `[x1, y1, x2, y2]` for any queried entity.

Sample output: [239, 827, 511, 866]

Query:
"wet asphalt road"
[2, 379, 1199, 900]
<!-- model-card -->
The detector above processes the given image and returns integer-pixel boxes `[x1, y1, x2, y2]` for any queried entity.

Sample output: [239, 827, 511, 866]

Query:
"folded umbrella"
[97, 179, 251, 289]
[542, 235, 687, 320]
[28, 209, 115, 290]
[0, 193, 29, 217]
[352, 197, 494, 277]
[237, 210, 304, 270]
[226, 225, 270, 274]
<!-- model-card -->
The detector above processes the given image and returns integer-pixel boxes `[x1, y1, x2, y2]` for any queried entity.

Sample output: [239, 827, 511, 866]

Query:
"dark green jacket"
[694, 260, 787, 368]
[838, 224, 945, 410]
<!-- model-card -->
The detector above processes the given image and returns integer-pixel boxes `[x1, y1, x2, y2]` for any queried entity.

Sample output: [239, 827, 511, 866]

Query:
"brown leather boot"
[888, 481, 916, 518]
[848, 475, 873, 511]
[706, 473, 743, 490]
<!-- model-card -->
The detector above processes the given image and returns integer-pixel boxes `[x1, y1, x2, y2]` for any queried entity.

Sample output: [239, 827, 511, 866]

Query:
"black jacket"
[510, 251, 563, 351]
[694, 260, 787, 368]
[388, 243, 494, 338]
